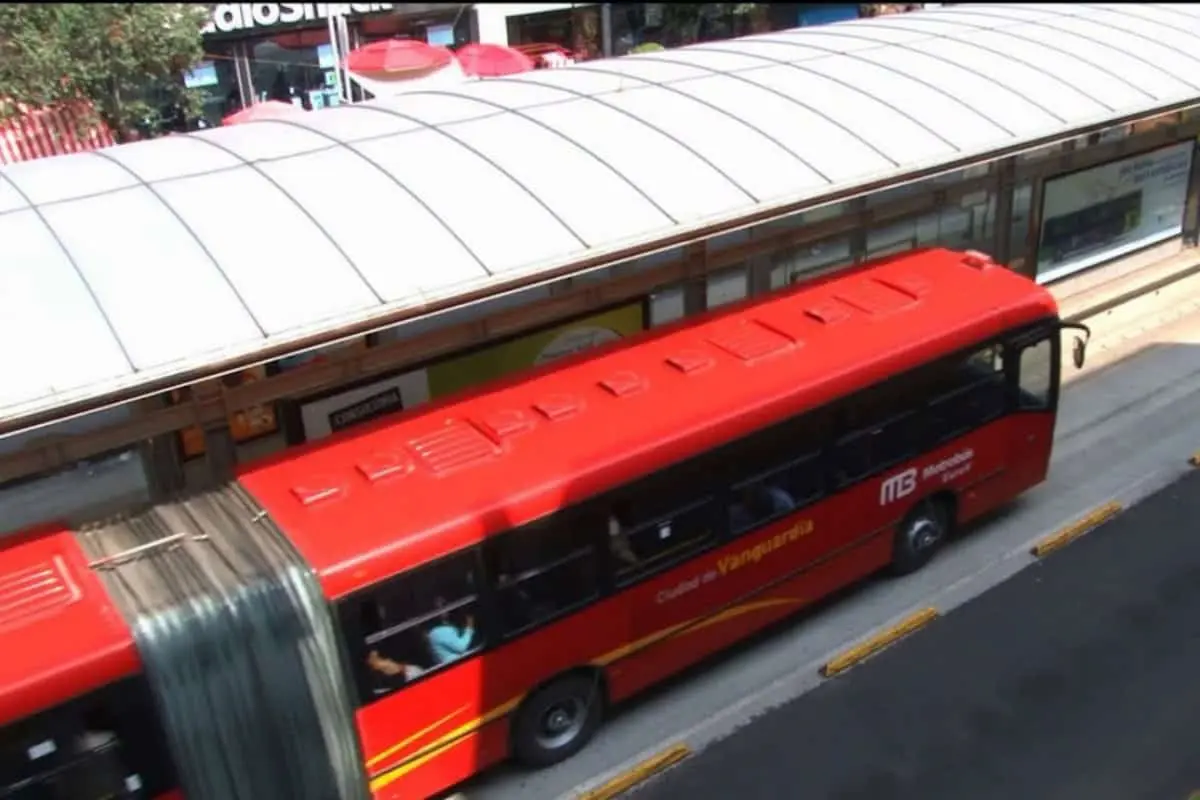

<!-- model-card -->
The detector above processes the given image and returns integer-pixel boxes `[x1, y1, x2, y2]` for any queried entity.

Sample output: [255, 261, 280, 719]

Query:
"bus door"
[1004, 326, 1060, 493]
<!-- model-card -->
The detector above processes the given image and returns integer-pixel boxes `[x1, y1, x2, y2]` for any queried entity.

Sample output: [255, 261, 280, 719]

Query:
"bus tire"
[512, 672, 605, 768]
[890, 500, 948, 576]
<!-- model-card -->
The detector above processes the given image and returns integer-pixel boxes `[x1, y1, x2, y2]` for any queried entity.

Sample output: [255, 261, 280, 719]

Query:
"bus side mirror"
[1072, 336, 1087, 370]
[1060, 322, 1091, 370]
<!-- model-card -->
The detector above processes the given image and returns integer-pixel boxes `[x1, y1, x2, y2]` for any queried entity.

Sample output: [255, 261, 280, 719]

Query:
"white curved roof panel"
[3, 3, 1200, 428]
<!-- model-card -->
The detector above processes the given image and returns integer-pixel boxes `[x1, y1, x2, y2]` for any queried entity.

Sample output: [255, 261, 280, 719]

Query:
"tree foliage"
[658, 4, 764, 46]
[0, 3, 206, 140]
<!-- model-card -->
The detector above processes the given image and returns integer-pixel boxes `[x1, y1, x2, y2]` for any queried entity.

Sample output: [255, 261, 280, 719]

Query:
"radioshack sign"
[203, 4, 395, 35]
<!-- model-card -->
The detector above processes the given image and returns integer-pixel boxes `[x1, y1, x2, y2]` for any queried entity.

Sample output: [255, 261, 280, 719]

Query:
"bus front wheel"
[890, 500, 949, 576]
[512, 672, 605, 768]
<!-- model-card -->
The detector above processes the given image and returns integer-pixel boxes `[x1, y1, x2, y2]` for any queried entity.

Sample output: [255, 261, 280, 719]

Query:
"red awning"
[454, 43, 536, 77]
[345, 38, 454, 79]
[222, 100, 303, 126]
[0, 103, 115, 165]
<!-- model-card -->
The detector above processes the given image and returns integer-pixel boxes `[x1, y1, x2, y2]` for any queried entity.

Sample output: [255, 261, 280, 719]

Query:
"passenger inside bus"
[729, 482, 796, 533]
[607, 505, 639, 567]
[360, 601, 426, 694]
[366, 650, 423, 684]
[426, 599, 475, 666]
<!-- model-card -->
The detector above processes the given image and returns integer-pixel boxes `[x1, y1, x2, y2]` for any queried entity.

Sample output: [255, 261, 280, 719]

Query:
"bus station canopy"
[2, 3, 1199, 430]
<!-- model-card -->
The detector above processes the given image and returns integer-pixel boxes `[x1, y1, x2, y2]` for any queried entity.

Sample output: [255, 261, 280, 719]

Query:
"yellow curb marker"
[1030, 501, 1123, 558]
[820, 607, 939, 678]
[576, 743, 692, 800]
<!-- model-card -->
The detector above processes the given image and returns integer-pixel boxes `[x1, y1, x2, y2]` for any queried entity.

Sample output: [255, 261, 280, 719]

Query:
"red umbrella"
[345, 39, 454, 79]
[454, 43, 536, 77]
[222, 100, 301, 126]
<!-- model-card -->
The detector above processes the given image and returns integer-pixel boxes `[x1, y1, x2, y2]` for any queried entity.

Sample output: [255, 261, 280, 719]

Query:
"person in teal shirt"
[427, 602, 476, 665]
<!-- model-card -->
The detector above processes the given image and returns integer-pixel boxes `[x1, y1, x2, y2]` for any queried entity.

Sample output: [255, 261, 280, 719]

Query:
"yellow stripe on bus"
[365, 596, 804, 790]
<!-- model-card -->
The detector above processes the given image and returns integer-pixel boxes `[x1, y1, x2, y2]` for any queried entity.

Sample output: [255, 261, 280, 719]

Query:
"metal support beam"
[202, 424, 238, 486]
[993, 157, 1016, 265]
[1182, 139, 1200, 248]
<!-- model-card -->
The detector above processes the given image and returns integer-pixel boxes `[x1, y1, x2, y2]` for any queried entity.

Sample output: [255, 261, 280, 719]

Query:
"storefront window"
[190, 41, 243, 127]
[248, 29, 339, 111]
[357, 13, 470, 47]
[610, 3, 769, 56]
[508, 5, 602, 60]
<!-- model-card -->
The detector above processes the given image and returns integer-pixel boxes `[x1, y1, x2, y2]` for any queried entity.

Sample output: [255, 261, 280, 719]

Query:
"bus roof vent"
[290, 480, 344, 506]
[665, 350, 714, 375]
[532, 394, 582, 421]
[707, 320, 794, 362]
[356, 451, 412, 483]
[804, 302, 850, 325]
[408, 418, 500, 475]
[478, 408, 536, 440]
[599, 370, 648, 398]
[0, 558, 80, 632]
[876, 273, 930, 299]
[835, 279, 918, 316]
[961, 250, 995, 270]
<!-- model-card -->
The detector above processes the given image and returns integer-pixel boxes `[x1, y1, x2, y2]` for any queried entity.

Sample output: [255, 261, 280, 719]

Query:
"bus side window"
[927, 345, 1008, 445]
[487, 519, 600, 638]
[0, 677, 173, 800]
[1017, 337, 1053, 410]
[833, 409, 921, 488]
[608, 496, 716, 585]
[357, 550, 484, 701]
[727, 453, 822, 536]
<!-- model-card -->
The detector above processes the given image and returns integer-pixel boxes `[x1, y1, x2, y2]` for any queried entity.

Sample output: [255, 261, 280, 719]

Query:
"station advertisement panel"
[291, 302, 646, 442]
[423, 301, 645, 400]
[1036, 140, 1194, 283]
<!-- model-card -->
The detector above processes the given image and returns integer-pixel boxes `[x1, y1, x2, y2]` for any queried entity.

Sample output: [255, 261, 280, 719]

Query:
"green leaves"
[0, 3, 206, 141]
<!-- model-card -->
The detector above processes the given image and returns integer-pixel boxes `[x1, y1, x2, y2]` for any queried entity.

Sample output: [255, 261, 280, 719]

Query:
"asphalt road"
[631, 467, 1200, 800]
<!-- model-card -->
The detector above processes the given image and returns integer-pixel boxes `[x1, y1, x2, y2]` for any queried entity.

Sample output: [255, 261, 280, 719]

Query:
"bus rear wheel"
[890, 500, 948, 576]
[512, 673, 604, 768]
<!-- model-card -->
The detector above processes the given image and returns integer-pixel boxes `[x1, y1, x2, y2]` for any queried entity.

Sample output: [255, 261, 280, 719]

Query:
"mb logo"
[880, 467, 918, 506]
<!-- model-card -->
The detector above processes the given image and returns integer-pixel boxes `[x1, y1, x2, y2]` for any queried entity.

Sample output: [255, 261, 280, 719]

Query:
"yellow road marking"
[576, 743, 692, 800]
[821, 607, 939, 677]
[1030, 501, 1123, 558]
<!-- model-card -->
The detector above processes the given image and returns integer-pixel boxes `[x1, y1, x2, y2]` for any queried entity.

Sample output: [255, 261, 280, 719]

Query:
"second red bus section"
[0, 248, 1089, 800]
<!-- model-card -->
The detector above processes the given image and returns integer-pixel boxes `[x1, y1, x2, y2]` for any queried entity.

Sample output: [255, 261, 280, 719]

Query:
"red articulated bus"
[0, 249, 1090, 800]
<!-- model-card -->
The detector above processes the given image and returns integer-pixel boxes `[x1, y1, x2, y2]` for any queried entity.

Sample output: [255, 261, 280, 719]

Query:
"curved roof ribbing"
[2, 3, 1199, 428]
